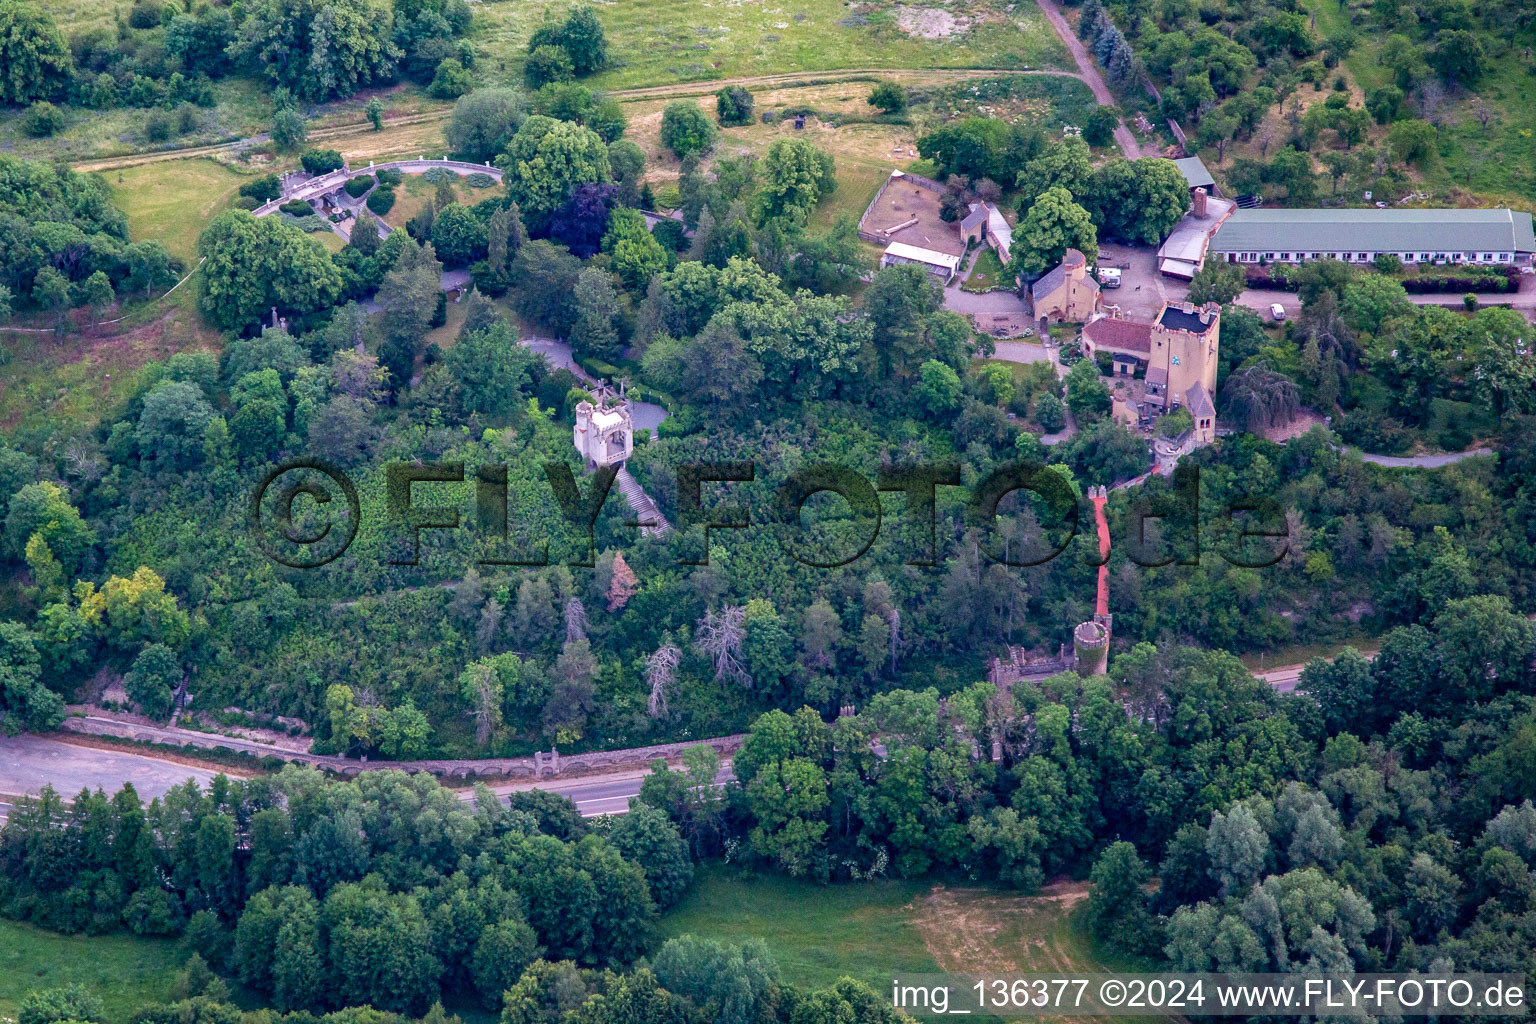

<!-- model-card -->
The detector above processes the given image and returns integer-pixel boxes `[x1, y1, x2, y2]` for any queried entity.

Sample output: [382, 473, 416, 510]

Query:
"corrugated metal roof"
[1209, 208, 1536, 254]
[882, 241, 962, 270]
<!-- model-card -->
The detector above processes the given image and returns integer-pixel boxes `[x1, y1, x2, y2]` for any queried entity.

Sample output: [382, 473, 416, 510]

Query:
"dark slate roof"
[1186, 381, 1216, 419]
[1159, 304, 1214, 333]
[961, 206, 988, 232]
[1083, 316, 1153, 354]
[1030, 264, 1067, 303]
[1146, 365, 1168, 385]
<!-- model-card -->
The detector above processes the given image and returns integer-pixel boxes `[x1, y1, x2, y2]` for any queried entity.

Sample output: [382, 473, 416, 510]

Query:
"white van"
[1098, 267, 1122, 289]
[1270, 303, 1287, 322]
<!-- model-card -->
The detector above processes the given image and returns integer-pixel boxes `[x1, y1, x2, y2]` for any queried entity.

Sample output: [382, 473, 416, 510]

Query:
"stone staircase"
[615, 466, 671, 537]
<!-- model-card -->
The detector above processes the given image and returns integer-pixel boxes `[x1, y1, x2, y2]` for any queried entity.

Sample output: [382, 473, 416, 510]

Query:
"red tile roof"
[1083, 316, 1153, 354]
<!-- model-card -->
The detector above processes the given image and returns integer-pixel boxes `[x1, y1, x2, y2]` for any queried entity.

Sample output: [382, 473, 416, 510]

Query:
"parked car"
[1098, 267, 1122, 288]
[1270, 303, 1287, 322]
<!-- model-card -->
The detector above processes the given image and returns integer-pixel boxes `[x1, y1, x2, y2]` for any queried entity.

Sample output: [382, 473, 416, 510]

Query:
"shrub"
[465, 172, 497, 188]
[651, 219, 687, 252]
[428, 58, 474, 100]
[1083, 107, 1119, 147]
[376, 167, 404, 187]
[345, 175, 375, 197]
[868, 80, 906, 113]
[22, 101, 64, 137]
[300, 148, 345, 174]
[660, 100, 717, 159]
[240, 174, 282, 202]
[525, 44, 574, 88]
[128, 0, 162, 27]
[715, 85, 754, 126]
[367, 187, 397, 215]
[233, 196, 261, 211]
[145, 109, 175, 142]
[422, 167, 455, 184]
[1401, 271, 1514, 294]
[280, 199, 315, 216]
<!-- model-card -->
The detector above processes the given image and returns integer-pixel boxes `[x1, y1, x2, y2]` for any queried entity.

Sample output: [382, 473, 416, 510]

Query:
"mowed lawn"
[0, 919, 187, 1023]
[108, 159, 253, 263]
[655, 865, 941, 993]
[474, 0, 1069, 90]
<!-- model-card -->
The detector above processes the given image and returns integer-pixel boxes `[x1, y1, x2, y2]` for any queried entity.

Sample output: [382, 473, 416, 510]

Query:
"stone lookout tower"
[573, 382, 634, 470]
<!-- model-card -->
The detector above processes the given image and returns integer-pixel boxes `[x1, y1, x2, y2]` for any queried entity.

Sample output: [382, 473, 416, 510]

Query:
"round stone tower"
[1073, 618, 1110, 677]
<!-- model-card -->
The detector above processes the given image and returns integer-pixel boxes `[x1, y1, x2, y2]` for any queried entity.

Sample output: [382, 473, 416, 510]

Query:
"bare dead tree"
[1475, 100, 1493, 133]
[694, 605, 751, 686]
[645, 641, 682, 718]
[60, 437, 105, 482]
[476, 597, 503, 652]
[564, 597, 588, 644]
[1258, 126, 1276, 158]
[886, 608, 902, 675]
[465, 661, 500, 746]
[1416, 80, 1446, 127]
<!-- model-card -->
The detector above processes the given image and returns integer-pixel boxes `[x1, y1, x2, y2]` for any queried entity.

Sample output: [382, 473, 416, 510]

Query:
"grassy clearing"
[473, 0, 1068, 91]
[622, 74, 1095, 237]
[108, 158, 252, 263]
[2, 157, 229, 440]
[0, 918, 187, 1023]
[655, 865, 940, 993]
[0, 296, 216, 442]
[379, 173, 506, 231]
[655, 866, 1148, 1023]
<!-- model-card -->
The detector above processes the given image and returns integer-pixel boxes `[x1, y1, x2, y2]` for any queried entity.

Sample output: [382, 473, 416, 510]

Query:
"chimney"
[1192, 187, 1208, 218]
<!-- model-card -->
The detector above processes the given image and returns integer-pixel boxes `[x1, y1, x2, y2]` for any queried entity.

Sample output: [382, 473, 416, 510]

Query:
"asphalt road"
[0, 734, 730, 820]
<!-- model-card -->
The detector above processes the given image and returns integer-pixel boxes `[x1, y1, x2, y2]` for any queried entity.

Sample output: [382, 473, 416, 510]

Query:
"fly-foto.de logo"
[249, 459, 1289, 570]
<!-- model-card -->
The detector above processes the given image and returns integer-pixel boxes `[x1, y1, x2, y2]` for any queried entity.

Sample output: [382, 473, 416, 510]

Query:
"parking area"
[1092, 244, 1176, 320]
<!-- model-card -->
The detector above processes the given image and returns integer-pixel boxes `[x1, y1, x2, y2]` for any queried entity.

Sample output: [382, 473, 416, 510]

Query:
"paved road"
[521, 338, 669, 433]
[1235, 284, 1536, 316]
[0, 734, 725, 820]
[1034, 0, 1146, 159]
[477, 762, 735, 817]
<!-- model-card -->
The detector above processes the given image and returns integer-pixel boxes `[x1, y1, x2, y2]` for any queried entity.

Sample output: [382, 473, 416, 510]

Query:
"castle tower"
[572, 382, 634, 469]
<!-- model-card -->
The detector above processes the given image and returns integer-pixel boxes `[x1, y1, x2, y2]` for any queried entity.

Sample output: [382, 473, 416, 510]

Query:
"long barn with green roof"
[1205, 207, 1536, 268]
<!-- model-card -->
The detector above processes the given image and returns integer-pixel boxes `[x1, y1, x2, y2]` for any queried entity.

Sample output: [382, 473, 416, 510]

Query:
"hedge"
[345, 174, 375, 197]
[279, 198, 314, 216]
[300, 148, 345, 174]
[1401, 272, 1516, 293]
[366, 187, 396, 215]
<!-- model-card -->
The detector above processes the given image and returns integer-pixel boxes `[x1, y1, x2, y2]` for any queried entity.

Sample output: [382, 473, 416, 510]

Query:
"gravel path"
[1034, 0, 1146, 159]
